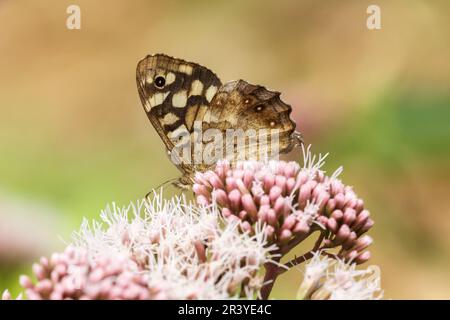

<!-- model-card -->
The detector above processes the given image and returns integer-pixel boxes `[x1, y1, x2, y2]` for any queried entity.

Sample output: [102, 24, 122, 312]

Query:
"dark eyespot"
[154, 76, 166, 88]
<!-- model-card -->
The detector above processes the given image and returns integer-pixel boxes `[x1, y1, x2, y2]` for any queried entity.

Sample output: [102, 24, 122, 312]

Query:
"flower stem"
[259, 257, 281, 300]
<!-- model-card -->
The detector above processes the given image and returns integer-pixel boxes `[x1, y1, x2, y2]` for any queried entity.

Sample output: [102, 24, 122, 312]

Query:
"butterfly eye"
[154, 76, 166, 89]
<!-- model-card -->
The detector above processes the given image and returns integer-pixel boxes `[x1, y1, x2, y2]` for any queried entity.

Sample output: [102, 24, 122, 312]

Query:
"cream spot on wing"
[189, 80, 204, 97]
[146, 76, 153, 84]
[204, 110, 211, 122]
[195, 105, 208, 121]
[165, 72, 176, 85]
[172, 90, 188, 108]
[179, 64, 193, 75]
[161, 113, 179, 126]
[168, 125, 190, 144]
[205, 86, 218, 103]
[168, 125, 189, 138]
[147, 91, 169, 111]
[185, 105, 199, 131]
[204, 110, 219, 123]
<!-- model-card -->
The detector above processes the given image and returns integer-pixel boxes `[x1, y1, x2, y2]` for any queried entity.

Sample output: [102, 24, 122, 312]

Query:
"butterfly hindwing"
[207, 80, 301, 163]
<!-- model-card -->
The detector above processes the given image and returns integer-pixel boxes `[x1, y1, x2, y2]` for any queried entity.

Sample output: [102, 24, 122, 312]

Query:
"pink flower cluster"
[19, 246, 154, 300]
[2, 194, 274, 300]
[193, 159, 374, 264]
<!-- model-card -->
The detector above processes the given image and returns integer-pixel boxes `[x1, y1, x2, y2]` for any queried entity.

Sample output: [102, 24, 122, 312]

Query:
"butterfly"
[136, 54, 302, 189]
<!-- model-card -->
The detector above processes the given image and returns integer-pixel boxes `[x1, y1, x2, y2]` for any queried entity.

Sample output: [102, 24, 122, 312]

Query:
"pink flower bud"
[263, 174, 275, 192]
[334, 193, 345, 209]
[355, 199, 365, 213]
[353, 235, 373, 252]
[209, 173, 225, 189]
[35, 279, 53, 296]
[275, 175, 287, 194]
[212, 189, 229, 207]
[273, 197, 285, 216]
[257, 205, 269, 221]
[193, 184, 209, 198]
[243, 171, 254, 188]
[343, 208, 356, 226]
[242, 194, 257, 220]
[283, 163, 297, 177]
[355, 251, 371, 264]
[267, 209, 278, 227]
[265, 225, 275, 238]
[260, 195, 270, 206]
[353, 210, 370, 230]
[317, 215, 328, 226]
[327, 218, 339, 233]
[269, 186, 282, 204]
[334, 225, 351, 244]
[298, 183, 312, 208]
[19, 275, 34, 289]
[293, 220, 310, 235]
[240, 221, 252, 234]
[326, 199, 336, 214]
[331, 209, 344, 221]
[225, 177, 237, 192]
[286, 177, 296, 194]
[280, 229, 293, 244]
[196, 195, 210, 207]
[222, 207, 233, 218]
[281, 215, 297, 231]
[357, 219, 374, 235]
[238, 210, 248, 220]
[228, 189, 242, 212]
[32, 263, 46, 281]
[236, 178, 249, 194]
[345, 250, 359, 261]
[342, 231, 357, 249]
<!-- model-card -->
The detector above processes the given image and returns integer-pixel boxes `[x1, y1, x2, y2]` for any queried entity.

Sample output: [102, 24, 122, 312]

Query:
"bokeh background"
[1, 0, 449, 299]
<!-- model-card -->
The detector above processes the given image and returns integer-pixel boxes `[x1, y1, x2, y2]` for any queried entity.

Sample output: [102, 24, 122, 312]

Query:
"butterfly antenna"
[144, 178, 179, 201]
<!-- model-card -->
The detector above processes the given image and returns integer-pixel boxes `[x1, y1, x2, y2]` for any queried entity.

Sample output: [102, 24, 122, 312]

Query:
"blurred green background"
[1, 0, 449, 299]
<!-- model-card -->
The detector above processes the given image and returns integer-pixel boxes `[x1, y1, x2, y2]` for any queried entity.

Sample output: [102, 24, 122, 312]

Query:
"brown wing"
[136, 54, 222, 186]
[204, 79, 302, 164]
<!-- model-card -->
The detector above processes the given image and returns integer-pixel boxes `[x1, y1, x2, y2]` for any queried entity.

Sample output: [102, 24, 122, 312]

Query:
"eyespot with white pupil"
[154, 76, 166, 88]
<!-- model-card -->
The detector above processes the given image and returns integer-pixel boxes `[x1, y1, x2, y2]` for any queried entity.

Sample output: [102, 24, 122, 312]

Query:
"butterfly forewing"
[136, 54, 222, 181]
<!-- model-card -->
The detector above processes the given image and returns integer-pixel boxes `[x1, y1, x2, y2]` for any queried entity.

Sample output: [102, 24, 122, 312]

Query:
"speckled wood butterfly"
[136, 54, 302, 188]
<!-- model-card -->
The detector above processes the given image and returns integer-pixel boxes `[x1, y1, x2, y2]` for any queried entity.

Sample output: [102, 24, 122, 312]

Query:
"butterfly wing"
[205, 79, 302, 164]
[136, 54, 222, 185]
[137, 55, 302, 188]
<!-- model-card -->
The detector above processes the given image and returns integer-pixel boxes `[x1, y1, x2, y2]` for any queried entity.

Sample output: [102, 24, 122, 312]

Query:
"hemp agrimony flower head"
[296, 252, 383, 300]
[11, 192, 277, 300]
[193, 145, 374, 264]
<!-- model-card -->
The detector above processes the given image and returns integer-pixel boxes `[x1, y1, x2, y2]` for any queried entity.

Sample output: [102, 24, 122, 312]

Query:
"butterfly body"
[136, 54, 302, 189]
